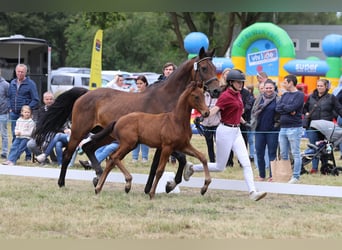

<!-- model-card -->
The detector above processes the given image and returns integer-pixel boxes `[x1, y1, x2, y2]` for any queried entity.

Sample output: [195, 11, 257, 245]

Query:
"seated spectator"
[35, 127, 77, 168]
[27, 91, 57, 163]
[3, 105, 35, 165]
[79, 141, 119, 169]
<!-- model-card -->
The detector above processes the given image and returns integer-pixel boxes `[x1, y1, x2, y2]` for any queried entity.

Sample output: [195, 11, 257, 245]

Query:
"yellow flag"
[89, 29, 103, 90]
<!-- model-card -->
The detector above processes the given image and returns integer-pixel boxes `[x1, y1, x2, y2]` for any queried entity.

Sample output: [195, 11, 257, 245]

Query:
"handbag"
[303, 97, 324, 128]
[302, 115, 311, 129]
[270, 157, 292, 182]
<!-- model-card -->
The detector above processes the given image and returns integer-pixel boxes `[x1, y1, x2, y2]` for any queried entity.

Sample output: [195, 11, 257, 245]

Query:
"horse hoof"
[200, 187, 208, 195]
[93, 177, 99, 187]
[166, 181, 176, 193]
[124, 186, 131, 193]
[95, 188, 100, 195]
[58, 180, 65, 187]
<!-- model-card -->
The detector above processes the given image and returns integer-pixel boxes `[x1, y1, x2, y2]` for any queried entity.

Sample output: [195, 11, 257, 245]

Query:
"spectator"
[335, 84, 342, 159]
[199, 90, 221, 162]
[107, 74, 133, 92]
[2, 105, 35, 165]
[79, 141, 119, 170]
[251, 79, 280, 181]
[275, 74, 304, 184]
[27, 91, 56, 163]
[245, 84, 256, 162]
[256, 71, 268, 86]
[155, 62, 177, 83]
[183, 69, 267, 201]
[35, 127, 77, 168]
[8, 64, 40, 161]
[132, 75, 150, 163]
[155, 62, 178, 164]
[303, 78, 342, 173]
[0, 72, 9, 159]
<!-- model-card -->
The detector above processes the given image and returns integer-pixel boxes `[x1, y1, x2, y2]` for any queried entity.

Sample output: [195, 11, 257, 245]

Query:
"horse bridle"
[193, 56, 220, 98]
[193, 56, 219, 90]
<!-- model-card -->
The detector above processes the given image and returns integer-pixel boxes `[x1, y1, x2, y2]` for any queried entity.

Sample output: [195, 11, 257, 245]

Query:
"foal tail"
[91, 121, 116, 142]
[34, 87, 89, 146]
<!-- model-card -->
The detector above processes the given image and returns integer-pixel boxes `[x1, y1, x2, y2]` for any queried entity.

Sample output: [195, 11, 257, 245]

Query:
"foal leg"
[94, 157, 115, 194]
[166, 151, 186, 193]
[149, 151, 171, 199]
[183, 145, 211, 195]
[112, 157, 133, 193]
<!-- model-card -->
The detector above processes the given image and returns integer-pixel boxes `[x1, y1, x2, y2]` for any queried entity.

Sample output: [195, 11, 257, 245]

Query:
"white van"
[50, 72, 110, 95]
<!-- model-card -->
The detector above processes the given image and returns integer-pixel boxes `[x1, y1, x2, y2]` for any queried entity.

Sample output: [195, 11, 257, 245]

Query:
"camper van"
[0, 34, 51, 98]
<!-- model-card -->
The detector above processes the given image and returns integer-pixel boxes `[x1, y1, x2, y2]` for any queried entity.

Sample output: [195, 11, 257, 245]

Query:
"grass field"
[0, 132, 342, 239]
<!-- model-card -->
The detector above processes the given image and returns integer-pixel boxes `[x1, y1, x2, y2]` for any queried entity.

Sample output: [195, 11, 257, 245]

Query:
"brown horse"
[33, 47, 220, 192]
[93, 82, 211, 199]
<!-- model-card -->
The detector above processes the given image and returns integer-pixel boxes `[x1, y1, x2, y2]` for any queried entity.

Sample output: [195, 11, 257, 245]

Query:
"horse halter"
[193, 56, 218, 90]
[193, 56, 220, 98]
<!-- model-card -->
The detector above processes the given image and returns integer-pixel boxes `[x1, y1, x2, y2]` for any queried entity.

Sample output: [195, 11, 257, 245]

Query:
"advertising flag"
[89, 29, 103, 89]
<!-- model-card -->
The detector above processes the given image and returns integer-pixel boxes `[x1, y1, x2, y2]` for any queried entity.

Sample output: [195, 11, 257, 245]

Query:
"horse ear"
[198, 47, 205, 58]
[209, 48, 216, 57]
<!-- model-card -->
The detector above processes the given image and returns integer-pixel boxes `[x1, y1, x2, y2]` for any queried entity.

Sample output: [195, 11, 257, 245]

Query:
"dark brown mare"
[92, 81, 211, 199]
[33, 47, 220, 193]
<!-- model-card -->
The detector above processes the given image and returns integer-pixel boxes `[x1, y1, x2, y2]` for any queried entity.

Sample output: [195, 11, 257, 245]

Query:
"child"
[3, 105, 35, 165]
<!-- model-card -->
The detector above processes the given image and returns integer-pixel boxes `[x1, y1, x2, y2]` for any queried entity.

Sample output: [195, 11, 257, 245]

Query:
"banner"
[89, 29, 103, 90]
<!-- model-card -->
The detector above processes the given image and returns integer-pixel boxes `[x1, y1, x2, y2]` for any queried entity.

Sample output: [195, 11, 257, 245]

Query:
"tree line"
[0, 12, 340, 73]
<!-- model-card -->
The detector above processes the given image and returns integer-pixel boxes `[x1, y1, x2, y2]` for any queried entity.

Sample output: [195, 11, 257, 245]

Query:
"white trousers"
[193, 123, 256, 193]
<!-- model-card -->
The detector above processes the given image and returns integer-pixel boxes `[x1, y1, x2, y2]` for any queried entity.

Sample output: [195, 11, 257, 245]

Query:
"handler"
[183, 69, 267, 201]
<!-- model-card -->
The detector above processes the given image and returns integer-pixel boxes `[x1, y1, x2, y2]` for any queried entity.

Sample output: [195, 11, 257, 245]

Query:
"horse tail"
[34, 87, 89, 146]
[91, 121, 116, 142]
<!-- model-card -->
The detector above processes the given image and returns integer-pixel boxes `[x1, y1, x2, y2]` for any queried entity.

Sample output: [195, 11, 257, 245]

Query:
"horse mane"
[34, 87, 89, 146]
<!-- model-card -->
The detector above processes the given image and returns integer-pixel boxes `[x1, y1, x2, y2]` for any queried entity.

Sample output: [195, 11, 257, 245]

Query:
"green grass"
[1, 134, 342, 239]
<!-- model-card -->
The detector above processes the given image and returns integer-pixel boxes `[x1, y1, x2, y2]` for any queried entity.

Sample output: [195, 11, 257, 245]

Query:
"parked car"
[50, 72, 109, 95]
[52, 67, 91, 74]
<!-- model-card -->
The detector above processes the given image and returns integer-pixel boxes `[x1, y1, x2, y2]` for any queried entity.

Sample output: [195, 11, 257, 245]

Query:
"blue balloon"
[322, 34, 342, 57]
[184, 32, 209, 54]
[213, 57, 234, 73]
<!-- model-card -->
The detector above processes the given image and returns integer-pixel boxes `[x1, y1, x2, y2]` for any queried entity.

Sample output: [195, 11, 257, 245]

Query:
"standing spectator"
[155, 62, 177, 83]
[245, 84, 256, 162]
[7, 64, 40, 161]
[183, 69, 267, 201]
[2, 105, 35, 165]
[0, 72, 9, 159]
[240, 86, 255, 155]
[276, 74, 304, 184]
[251, 79, 280, 181]
[219, 68, 231, 87]
[335, 84, 342, 159]
[256, 72, 268, 88]
[303, 79, 342, 173]
[200, 90, 221, 162]
[27, 91, 56, 163]
[155, 62, 178, 164]
[132, 75, 150, 163]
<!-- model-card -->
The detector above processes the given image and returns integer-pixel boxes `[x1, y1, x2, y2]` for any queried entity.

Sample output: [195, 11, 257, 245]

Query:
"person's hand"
[194, 116, 204, 124]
